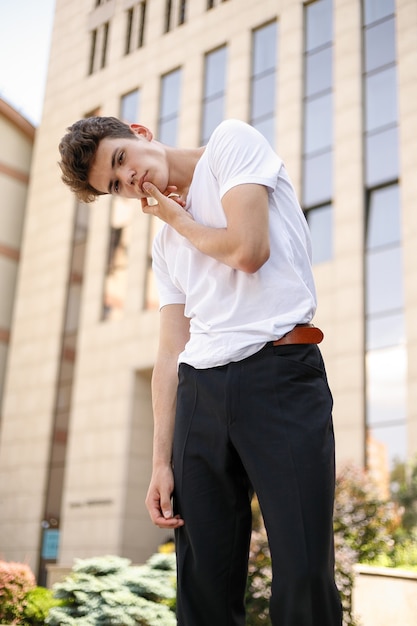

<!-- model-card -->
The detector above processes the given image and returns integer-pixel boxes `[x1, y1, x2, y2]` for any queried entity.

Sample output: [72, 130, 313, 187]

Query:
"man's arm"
[145, 303, 190, 529]
[142, 182, 270, 273]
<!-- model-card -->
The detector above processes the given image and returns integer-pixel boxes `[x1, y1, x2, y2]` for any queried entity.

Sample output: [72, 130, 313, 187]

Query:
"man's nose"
[120, 167, 135, 187]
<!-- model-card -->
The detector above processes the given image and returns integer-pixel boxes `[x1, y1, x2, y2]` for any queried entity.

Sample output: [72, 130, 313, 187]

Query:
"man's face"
[88, 125, 168, 200]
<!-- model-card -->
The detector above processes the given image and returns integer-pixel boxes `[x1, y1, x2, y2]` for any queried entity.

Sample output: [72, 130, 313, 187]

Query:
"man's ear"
[130, 124, 153, 140]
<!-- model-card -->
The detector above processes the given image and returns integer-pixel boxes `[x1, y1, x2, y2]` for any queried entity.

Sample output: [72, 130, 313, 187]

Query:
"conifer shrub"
[0, 561, 36, 624]
[45, 553, 177, 626]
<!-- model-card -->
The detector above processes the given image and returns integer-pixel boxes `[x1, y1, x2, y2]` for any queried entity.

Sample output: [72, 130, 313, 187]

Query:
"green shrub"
[22, 586, 61, 625]
[46, 553, 177, 626]
[245, 499, 271, 626]
[333, 464, 401, 626]
[392, 454, 417, 533]
[333, 526, 360, 626]
[0, 560, 36, 624]
[363, 530, 417, 572]
[390, 532, 417, 570]
[334, 465, 399, 563]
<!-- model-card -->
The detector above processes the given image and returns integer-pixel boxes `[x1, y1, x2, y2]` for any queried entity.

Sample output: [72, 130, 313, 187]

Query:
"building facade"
[0, 98, 35, 413]
[0, 0, 416, 584]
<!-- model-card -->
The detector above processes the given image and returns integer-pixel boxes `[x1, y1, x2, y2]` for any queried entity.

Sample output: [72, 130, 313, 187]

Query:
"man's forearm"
[146, 356, 184, 528]
[142, 182, 270, 273]
[170, 214, 254, 272]
[151, 355, 178, 468]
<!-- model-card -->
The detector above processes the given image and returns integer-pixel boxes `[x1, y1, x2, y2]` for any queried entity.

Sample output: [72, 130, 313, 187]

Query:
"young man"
[59, 116, 343, 626]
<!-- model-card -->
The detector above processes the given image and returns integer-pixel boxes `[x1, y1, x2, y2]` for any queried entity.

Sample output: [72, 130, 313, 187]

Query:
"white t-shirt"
[152, 119, 317, 368]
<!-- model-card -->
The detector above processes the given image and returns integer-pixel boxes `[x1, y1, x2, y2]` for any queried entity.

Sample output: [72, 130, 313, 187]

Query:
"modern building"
[0, 0, 416, 586]
[0, 97, 35, 432]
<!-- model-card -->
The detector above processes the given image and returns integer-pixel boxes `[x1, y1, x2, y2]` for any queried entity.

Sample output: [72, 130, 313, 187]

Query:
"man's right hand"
[145, 464, 185, 529]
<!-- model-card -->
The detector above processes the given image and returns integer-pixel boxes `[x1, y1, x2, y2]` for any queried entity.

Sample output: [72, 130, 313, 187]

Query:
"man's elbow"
[235, 244, 270, 274]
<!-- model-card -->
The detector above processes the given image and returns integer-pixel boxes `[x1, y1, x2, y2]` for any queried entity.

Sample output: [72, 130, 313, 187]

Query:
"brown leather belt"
[272, 324, 324, 346]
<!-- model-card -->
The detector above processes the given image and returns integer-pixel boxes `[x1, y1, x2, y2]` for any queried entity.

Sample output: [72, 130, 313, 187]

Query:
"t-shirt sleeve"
[207, 119, 282, 198]
[152, 231, 186, 309]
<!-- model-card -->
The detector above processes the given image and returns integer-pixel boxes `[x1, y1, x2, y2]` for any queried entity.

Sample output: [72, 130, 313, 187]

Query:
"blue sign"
[41, 529, 60, 560]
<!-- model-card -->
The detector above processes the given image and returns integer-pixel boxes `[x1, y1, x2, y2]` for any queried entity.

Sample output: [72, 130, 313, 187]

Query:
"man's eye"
[118, 151, 124, 164]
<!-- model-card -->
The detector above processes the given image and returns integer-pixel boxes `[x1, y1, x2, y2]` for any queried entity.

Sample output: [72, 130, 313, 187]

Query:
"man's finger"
[155, 515, 185, 529]
[143, 182, 158, 196]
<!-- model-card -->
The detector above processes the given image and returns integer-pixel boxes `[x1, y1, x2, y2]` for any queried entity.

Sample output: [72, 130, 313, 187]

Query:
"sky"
[0, 0, 56, 126]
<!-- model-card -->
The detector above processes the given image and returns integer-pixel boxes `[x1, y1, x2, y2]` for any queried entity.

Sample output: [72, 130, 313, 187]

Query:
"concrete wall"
[353, 564, 417, 626]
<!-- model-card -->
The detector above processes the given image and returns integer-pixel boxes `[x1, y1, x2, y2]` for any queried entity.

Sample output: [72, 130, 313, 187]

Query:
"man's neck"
[166, 145, 205, 195]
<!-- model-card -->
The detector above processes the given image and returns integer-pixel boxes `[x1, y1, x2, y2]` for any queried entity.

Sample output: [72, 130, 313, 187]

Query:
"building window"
[125, 2, 147, 54]
[102, 91, 140, 321]
[164, 0, 187, 32]
[178, 0, 187, 25]
[365, 184, 406, 477]
[158, 68, 182, 145]
[144, 70, 182, 309]
[305, 203, 332, 265]
[138, 1, 147, 46]
[250, 21, 278, 147]
[88, 21, 110, 74]
[201, 46, 227, 145]
[125, 7, 134, 54]
[207, 0, 228, 8]
[120, 89, 140, 123]
[101, 22, 109, 68]
[88, 29, 97, 75]
[102, 201, 135, 320]
[302, 0, 333, 264]
[165, 0, 173, 31]
[363, 0, 398, 187]
[144, 216, 165, 310]
[363, 0, 404, 479]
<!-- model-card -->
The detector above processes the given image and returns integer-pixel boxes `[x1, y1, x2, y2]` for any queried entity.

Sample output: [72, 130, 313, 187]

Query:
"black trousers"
[173, 343, 343, 626]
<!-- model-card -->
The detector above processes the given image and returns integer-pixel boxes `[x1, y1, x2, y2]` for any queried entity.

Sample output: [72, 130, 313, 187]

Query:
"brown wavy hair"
[58, 116, 136, 203]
